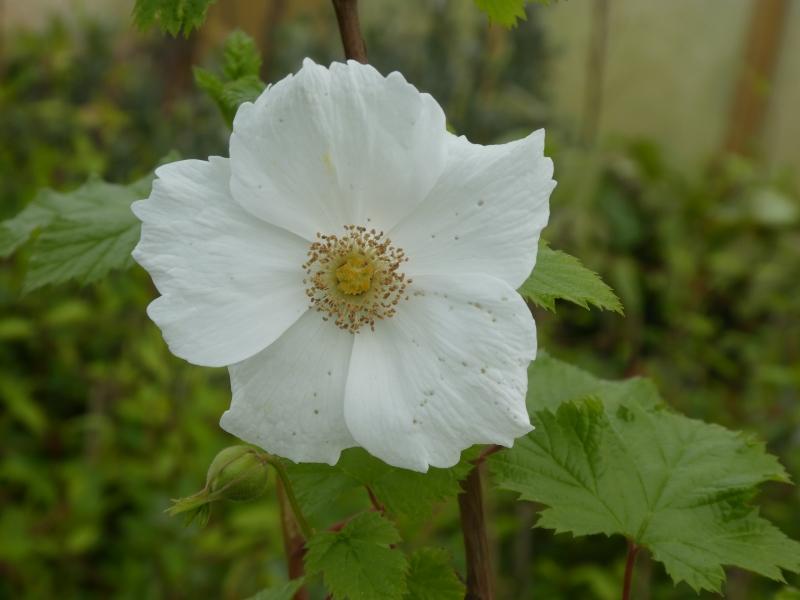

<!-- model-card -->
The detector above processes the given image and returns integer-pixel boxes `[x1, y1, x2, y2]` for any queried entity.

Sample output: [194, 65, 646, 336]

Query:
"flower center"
[335, 253, 375, 295]
[303, 225, 410, 333]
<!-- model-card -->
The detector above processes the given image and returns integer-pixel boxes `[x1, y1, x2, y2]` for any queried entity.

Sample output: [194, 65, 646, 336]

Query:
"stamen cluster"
[303, 225, 410, 332]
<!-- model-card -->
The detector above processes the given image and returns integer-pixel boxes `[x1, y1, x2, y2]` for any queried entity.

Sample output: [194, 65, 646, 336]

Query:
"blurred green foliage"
[1, 2, 798, 599]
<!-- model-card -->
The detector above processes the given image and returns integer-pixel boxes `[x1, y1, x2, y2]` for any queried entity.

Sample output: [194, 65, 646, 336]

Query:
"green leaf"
[194, 31, 265, 126]
[526, 352, 659, 412]
[491, 396, 800, 592]
[220, 75, 266, 109]
[404, 548, 464, 600]
[473, 0, 550, 27]
[305, 512, 408, 600]
[193, 67, 225, 102]
[22, 176, 151, 293]
[0, 191, 56, 257]
[245, 578, 305, 600]
[222, 30, 262, 80]
[519, 242, 623, 313]
[132, 0, 217, 36]
[286, 447, 475, 520]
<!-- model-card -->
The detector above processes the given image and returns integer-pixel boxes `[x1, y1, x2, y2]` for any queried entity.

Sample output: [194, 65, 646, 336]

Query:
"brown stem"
[331, 0, 368, 63]
[621, 539, 640, 600]
[276, 479, 309, 600]
[473, 444, 503, 465]
[365, 485, 385, 514]
[260, 0, 289, 79]
[458, 463, 494, 600]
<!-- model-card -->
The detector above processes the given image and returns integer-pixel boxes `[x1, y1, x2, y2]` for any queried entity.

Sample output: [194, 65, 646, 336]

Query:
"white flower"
[132, 59, 555, 472]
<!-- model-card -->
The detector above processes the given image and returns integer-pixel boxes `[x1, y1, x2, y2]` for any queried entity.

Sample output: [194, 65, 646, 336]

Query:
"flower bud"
[167, 445, 270, 526]
[206, 445, 269, 502]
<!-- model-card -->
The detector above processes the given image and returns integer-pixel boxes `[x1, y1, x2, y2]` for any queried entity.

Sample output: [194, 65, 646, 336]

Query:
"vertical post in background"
[0, 0, 5, 76]
[723, 0, 790, 156]
[581, 0, 611, 146]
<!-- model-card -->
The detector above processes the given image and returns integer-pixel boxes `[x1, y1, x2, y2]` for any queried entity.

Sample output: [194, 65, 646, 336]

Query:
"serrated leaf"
[194, 31, 265, 126]
[405, 548, 464, 600]
[22, 176, 151, 293]
[222, 30, 262, 79]
[305, 512, 407, 600]
[132, 0, 217, 36]
[221, 75, 266, 108]
[473, 0, 550, 27]
[2, 155, 169, 266]
[527, 352, 659, 412]
[491, 395, 800, 593]
[519, 242, 623, 313]
[193, 67, 225, 100]
[0, 193, 56, 257]
[286, 447, 475, 520]
[245, 578, 305, 600]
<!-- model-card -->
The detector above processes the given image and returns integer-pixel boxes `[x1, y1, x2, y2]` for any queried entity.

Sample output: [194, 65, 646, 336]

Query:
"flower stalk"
[268, 457, 314, 600]
[276, 478, 310, 600]
[267, 456, 315, 540]
[331, 0, 368, 63]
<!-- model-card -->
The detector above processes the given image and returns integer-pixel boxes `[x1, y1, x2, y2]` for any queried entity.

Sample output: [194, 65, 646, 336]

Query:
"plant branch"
[276, 478, 310, 600]
[365, 485, 385, 514]
[622, 539, 640, 600]
[268, 457, 314, 540]
[473, 444, 503, 465]
[331, 0, 368, 63]
[458, 463, 495, 600]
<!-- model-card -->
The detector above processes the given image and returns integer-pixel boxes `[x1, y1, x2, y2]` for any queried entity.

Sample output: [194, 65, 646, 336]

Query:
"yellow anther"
[335, 254, 375, 295]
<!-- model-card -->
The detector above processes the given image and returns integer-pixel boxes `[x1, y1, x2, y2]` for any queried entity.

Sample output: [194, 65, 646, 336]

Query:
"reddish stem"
[331, 0, 368, 63]
[473, 444, 503, 465]
[276, 480, 309, 600]
[621, 539, 640, 600]
[458, 463, 495, 600]
[366, 485, 386, 514]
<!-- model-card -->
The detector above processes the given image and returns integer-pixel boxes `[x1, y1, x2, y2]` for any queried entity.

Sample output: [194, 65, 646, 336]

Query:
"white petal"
[391, 130, 555, 289]
[229, 59, 448, 239]
[132, 157, 308, 367]
[343, 274, 535, 471]
[221, 310, 356, 464]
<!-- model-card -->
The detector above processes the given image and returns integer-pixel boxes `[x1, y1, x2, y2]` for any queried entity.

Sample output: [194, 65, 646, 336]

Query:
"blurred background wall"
[4, 0, 799, 181]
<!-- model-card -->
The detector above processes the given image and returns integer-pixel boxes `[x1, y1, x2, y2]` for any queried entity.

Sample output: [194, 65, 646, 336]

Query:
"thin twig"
[458, 464, 495, 600]
[331, 0, 368, 63]
[268, 458, 315, 539]
[473, 444, 503, 465]
[366, 485, 386, 514]
[276, 479, 310, 600]
[622, 539, 640, 600]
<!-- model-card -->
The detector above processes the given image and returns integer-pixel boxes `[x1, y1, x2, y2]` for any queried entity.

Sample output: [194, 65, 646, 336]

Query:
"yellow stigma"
[335, 253, 375, 295]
